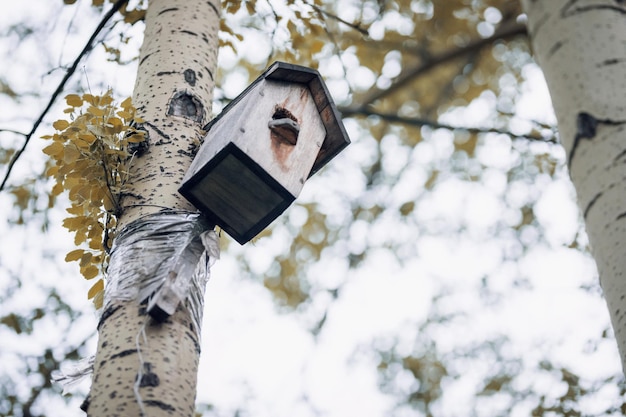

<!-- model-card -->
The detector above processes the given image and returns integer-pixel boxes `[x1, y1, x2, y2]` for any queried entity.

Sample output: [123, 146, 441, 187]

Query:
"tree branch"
[340, 106, 557, 143]
[349, 21, 528, 111]
[0, 0, 128, 192]
[303, 1, 370, 36]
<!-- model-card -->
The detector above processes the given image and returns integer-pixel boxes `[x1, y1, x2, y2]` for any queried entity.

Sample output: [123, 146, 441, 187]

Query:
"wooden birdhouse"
[179, 62, 350, 244]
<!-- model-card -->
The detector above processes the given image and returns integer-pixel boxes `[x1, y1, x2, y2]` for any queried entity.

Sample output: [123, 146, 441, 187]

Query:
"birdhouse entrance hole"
[269, 106, 300, 145]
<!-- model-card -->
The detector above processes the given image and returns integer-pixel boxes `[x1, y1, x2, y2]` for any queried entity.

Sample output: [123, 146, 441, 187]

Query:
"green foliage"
[42, 91, 145, 308]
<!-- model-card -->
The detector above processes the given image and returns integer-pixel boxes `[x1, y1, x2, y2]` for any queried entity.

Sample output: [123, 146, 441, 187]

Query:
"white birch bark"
[521, 0, 626, 372]
[88, 1, 220, 415]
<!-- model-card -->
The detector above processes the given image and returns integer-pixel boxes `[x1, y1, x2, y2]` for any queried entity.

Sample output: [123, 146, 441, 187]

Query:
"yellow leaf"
[87, 106, 106, 117]
[126, 133, 145, 143]
[81, 265, 99, 280]
[87, 279, 104, 299]
[120, 97, 133, 110]
[100, 94, 113, 106]
[103, 195, 115, 212]
[116, 110, 132, 120]
[52, 183, 64, 196]
[124, 9, 146, 25]
[63, 146, 81, 164]
[53, 120, 70, 130]
[89, 238, 102, 250]
[75, 231, 87, 245]
[80, 252, 93, 267]
[65, 94, 83, 107]
[83, 94, 96, 105]
[399, 201, 415, 216]
[43, 141, 64, 156]
[65, 249, 84, 262]
[46, 166, 59, 177]
[311, 40, 324, 54]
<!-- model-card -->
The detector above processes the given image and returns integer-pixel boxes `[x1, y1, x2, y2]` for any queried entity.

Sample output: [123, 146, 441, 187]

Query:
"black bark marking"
[613, 148, 626, 163]
[137, 362, 160, 387]
[97, 305, 121, 330]
[80, 394, 90, 412]
[158, 7, 179, 15]
[145, 121, 172, 145]
[177, 148, 195, 158]
[548, 40, 566, 58]
[184, 68, 196, 86]
[157, 71, 176, 76]
[167, 91, 204, 123]
[568, 112, 626, 167]
[569, 112, 597, 167]
[562, 0, 626, 17]
[109, 390, 117, 399]
[584, 192, 603, 219]
[617, 212, 626, 220]
[208, 1, 219, 15]
[205, 66, 214, 80]
[181, 30, 197, 36]
[139, 53, 152, 66]
[597, 58, 626, 67]
[110, 349, 137, 360]
[144, 400, 176, 412]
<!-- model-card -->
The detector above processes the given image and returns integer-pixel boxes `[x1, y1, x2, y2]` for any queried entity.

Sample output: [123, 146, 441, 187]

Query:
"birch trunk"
[88, 1, 220, 415]
[521, 0, 626, 372]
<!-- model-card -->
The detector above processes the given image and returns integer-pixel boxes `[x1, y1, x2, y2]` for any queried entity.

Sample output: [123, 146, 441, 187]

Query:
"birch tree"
[521, 0, 626, 373]
[85, 1, 219, 415]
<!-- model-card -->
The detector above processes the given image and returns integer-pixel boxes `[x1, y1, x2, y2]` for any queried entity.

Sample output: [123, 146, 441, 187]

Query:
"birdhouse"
[179, 62, 350, 244]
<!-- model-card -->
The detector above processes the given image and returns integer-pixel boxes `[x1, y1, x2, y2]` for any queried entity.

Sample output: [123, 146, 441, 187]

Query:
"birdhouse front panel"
[237, 79, 325, 195]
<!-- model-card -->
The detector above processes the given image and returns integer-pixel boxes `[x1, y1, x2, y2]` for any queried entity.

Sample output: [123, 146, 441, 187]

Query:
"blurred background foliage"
[1, 0, 625, 416]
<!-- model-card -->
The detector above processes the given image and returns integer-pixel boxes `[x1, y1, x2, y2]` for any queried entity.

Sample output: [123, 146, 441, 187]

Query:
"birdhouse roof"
[205, 61, 350, 177]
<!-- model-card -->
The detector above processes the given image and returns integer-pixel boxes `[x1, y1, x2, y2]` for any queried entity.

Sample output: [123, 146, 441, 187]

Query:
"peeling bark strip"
[88, 0, 220, 415]
[523, 0, 626, 374]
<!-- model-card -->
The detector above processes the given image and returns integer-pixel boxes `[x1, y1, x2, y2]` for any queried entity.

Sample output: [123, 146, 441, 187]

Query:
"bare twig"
[0, 129, 27, 137]
[0, 0, 128, 192]
[340, 106, 558, 143]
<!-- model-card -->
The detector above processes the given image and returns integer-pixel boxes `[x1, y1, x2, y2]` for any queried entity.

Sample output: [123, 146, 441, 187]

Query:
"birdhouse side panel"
[235, 80, 325, 197]
[182, 85, 262, 183]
